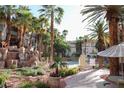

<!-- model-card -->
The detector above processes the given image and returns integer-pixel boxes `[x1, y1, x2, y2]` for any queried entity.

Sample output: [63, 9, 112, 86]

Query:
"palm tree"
[14, 6, 33, 47]
[39, 5, 64, 62]
[31, 16, 49, 60]
[50, 56, 67, 76]
[62, 30, 68, 40]
[81, 5, 124, 75]
[87, 20, 109, 51]
[0, 5, 16, 45]
[87, 19, 109, 68]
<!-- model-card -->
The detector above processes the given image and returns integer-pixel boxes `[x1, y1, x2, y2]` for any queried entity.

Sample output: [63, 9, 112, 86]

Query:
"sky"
[29, 5, 90, 41]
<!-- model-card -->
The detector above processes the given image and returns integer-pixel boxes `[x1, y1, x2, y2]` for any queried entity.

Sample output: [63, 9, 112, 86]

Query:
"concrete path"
[65, 68, 117, 88]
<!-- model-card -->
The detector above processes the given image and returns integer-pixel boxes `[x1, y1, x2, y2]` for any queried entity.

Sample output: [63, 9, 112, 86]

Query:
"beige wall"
[67, 40, 97, 56]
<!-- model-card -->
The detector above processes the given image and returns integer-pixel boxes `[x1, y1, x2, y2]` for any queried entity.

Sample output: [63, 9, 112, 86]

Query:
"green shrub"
[33, 66, 40, 69]
[15, 68, 27, 72]
[10, 64, 17, 69]
[59, 70, 66, 77]
[19, 81, 50, 88]
[20, 82, 34, 88]
[34, 82, 50, 88]
[37, 69, 44, 75]
[0, 72, 9, 88]
[66, 68, 78, 76]
[15, 67, 45, 76]
[59, 67, 78, 77]
[22, 69, 37, 76]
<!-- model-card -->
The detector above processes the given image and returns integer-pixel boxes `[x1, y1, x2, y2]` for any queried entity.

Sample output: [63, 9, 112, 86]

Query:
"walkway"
[64, 68, 117, 88]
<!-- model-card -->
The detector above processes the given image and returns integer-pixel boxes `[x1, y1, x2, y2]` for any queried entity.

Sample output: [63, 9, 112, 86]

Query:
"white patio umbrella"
[97, 42, 124, 79]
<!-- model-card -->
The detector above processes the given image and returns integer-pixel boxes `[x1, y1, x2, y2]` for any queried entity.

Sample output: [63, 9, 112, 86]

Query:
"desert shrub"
[0, 77, 5, 88]
[15, 68, 27, 72]
[16, 67, 44, 76]
[20, 82, 34, 88]
[65, 67, 78, 76]
[22, 69, 37, 76]
[10, 64, 17, 69]
[37, 68, 44, 75]
[19, 81, 50, 88]
[59, 67, 79, 77]
[34, 81, 50, 88]
[58, 70, 66, 77]
[0, 72, 9, 88]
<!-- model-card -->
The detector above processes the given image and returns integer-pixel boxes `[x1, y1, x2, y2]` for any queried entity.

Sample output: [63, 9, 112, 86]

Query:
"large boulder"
[0, 61, 5, 69]
[7, 52, 19, 60]
[0, 48, 8, 61]
[8, 46, 18, 52]
[26, 56, 39, 67]
[6, 60, 18, 69]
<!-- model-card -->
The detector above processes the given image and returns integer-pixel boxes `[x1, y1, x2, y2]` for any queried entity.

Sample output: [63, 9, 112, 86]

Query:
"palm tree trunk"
[6, 20, 12, 46]
[17, 28, 20, 48]
[50, 10, 54, 62]
[109, 16, 119, 76]
[98, 37, 105, 68]
[38, 34, 42, 61]
[56, 67, 59, 76]
[19, 26, 24, 47]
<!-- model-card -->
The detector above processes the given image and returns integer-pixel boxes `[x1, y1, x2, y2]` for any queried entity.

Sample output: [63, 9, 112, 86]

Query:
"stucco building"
[66, 40, 97, 57]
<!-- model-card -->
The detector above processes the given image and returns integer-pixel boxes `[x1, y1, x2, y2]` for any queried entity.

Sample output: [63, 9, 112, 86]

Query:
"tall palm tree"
[14, 6, 33, 47]
[87, 20, 109, 51]
[81, 5, 124, 75]
[39, 5, 64, 62]
[62, 30, 68, 40]
[0, 5, 16, 45]
[31, 16, 49, 60]
[76, 37, 83, 55]
[87, 19, 109, 68]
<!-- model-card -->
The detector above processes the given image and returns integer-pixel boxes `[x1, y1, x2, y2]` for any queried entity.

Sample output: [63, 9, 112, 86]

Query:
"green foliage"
[54, 35, 70, 56]
[54, 56, 62, 63]
[0, 72, 10, 88]
[87, 20, 109, 51]
[39, 5, 64, 24]
[19, 81, 50, 88]
[58, 67, 79, 77]
[20, 82, 34, 88]
[51, 56, 67, 69]
[10, 64, 17, 69]
[34, 81, 50, 88]
[21, 69, 37, 76]
[15, 67, 44, 76]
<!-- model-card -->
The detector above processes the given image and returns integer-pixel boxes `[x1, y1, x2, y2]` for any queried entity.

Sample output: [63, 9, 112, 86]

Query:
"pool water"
[66, 61, 79, 68]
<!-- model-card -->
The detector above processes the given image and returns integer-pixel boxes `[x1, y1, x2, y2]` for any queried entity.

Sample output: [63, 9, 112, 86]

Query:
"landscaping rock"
[5, 76, 23, 88]
[47, 77, 61, 88]
[8, 46, 18, 52]
[18, 61, 27, 67]
[27, 56, 39, 67]
[0, 61, 5, 68]
[7, 52, 19, 60]
[25, 76, 38, 83]
[0, 48, 8, 60]
[6, 60, 18, 68]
